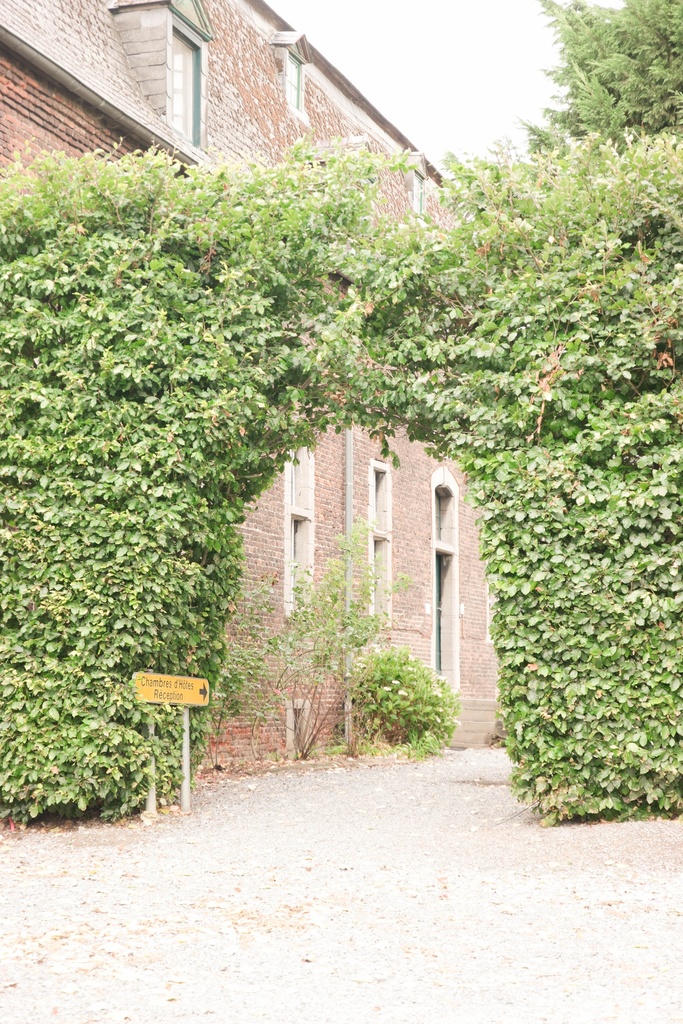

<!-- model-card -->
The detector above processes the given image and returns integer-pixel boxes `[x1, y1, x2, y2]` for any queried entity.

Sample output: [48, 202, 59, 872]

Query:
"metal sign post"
[133, 673, 210, 815]
[146, 721, 157, 816]
[181, 706, 191, 814]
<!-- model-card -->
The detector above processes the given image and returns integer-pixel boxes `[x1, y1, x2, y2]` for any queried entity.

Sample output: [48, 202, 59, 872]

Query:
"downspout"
[344, 426, 354, 745]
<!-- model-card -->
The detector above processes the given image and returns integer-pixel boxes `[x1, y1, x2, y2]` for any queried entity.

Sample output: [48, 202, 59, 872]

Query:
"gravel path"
[2, 749, 683, 1023]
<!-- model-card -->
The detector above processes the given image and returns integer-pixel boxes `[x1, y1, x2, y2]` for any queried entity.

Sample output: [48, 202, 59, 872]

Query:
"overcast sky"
[273, 0, 623, 166]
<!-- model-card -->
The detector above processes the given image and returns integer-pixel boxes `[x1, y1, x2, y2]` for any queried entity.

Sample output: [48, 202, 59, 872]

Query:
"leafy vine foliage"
[0, 147, 386, 821]
[8, 138, 683, 825]
[349, 137, 683, 821]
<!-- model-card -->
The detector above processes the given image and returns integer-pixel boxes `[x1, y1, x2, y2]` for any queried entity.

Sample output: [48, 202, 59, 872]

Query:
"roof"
[0, 0, 440, 182]
[0, 0, 203, 163]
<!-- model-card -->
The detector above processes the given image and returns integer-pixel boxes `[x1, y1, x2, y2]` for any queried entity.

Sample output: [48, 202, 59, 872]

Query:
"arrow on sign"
[199, 685, 208, 700]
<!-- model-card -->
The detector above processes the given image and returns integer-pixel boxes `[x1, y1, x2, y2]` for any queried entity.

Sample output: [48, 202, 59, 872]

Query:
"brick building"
[0, 0, 499, 748]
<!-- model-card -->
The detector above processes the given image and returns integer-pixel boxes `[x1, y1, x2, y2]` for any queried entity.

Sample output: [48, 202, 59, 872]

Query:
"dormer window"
[405, 153, 429, 215]
[413, 172, 425, 214]
[271, 32, 312, 118]
[111, 1, 212, 151]
[172, 31, 200, 142]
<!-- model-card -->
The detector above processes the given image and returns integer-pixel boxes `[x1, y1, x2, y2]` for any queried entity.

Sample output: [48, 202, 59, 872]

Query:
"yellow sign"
[133, 673, 210, 707]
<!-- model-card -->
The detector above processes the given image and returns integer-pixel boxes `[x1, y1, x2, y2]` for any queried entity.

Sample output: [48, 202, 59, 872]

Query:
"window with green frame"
[286, 52, 303, 110]
[171, 30, 201, 144]
[171, 0, 212, 38]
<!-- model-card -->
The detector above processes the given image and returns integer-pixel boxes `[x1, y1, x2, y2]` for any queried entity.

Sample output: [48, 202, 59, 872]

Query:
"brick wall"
[226, 424, 498, 758]
[0, 45, 143, 163]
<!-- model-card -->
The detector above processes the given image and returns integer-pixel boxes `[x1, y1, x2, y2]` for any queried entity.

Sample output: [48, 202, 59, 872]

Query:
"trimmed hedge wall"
[351, 137, 683, 821]
[0, 148, 381, 820]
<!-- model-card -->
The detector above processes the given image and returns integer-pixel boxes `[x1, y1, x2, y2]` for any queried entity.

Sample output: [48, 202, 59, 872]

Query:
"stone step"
[450, 732, 495, 749]
[452, 698, 503, 748]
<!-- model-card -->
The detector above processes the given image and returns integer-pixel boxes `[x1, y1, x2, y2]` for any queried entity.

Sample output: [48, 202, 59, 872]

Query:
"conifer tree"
[531, 0, 683, 146]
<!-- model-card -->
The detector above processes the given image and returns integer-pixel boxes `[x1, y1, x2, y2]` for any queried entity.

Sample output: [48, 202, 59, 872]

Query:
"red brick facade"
[0, 45, 143, 162]
[0, 0, 499, 755]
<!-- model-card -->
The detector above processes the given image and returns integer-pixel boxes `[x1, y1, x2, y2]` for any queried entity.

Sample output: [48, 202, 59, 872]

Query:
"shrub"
[0, 146, 389, 821]
[351, 646, 460, 755]
[210, 524, 391, 760]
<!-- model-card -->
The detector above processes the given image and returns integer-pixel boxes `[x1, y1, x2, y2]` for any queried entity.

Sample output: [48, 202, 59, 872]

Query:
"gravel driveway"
[2, 748, 683, 1024]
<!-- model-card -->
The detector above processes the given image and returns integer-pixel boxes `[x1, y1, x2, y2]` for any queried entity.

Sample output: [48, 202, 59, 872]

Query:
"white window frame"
[368, 460, 392, 618]
[286, 52, 304, 111]
[167, 14, 208, 148]
[431, 467, 460, 690]
[284, 448, 315, 613]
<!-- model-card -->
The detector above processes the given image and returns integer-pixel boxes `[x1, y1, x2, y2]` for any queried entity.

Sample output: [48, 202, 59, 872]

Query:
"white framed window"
[372, 537, 389, 615]
[286, 53, 303, 110]
[413, 172, 425, 214]
[171, 30, 200, 142]
[431, 467, 460, 689]
[368, 461, 392, 617]
[284, 448, 315, 612]
[373, 465, 389, 533]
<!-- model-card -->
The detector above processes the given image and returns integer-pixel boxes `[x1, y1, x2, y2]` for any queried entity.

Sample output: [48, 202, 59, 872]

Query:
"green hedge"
[0, 147, 382, 820]
[349, 137, 683, 821]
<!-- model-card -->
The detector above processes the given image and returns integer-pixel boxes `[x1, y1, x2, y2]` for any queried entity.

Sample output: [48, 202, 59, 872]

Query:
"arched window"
[431, 467, 460, 689]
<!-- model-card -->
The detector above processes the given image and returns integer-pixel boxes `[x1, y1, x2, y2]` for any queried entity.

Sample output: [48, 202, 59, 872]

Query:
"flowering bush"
[351, 646, 459, 755]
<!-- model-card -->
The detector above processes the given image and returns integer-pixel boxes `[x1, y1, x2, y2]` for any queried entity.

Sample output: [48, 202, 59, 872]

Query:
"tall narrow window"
[286, 52, 303, 110]
[431, 468, 459, 688]
[435, 553, 449, 673]
[284, 449, 314, 612]
[373, 538, 388, 615]
[291, 517, 302, 582]
[413, 172, 425, 215]
[172, 31, 200, 143]
[290, 457, 301, 508]
[435, 487, 455, 545]
[373, 467, 388, 533]
[369, 462, 392, 618]
[435, 490, 444, 542]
